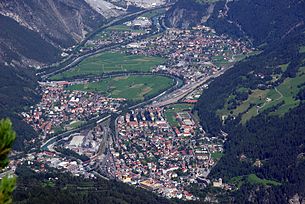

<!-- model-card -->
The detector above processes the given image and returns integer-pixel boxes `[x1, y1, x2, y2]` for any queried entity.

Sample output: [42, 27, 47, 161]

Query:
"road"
[149, 68, 229, 107]
[41, 114, 111, 151]
[92, 118, 117, 179]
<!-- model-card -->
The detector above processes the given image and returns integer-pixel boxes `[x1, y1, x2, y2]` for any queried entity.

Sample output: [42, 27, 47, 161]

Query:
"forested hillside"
[206, 0, 305, 45]
[165, 0, 305, 202]
[197, 0, 305, 202]
[0, 63, 39, 150]
[13, 166, 175, 204]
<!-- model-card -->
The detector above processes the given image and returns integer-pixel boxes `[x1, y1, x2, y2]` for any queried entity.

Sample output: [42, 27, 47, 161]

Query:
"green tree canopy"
[0, 119, 16, 204]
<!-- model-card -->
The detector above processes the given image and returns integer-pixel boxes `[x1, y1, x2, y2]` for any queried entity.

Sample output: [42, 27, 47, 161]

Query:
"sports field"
[51, 52, 165, 80]
[66, 75, 174, 101]
[164, 104, 194, 127]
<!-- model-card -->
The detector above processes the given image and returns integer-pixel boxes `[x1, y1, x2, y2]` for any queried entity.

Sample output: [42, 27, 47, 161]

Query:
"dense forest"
[0, 119, 16, 204]
[210, 104, 305, 202]
[206, 0, 305, 45]
[0, 63, 39, 150]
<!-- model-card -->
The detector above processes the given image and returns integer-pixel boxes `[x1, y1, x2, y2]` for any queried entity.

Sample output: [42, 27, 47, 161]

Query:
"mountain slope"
[165, 0, 212, 29]
[166, 0, 305, 202]
[166, 0, 305, 45]
[0, 0, 105, 51]
[206, 0, 305, 45]
[0, 0, 106, 150]
[0, 14, 59, 66]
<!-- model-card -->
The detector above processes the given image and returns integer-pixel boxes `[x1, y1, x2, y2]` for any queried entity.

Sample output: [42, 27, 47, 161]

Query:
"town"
[5, 7, 253, 201]
[111, 107, 224, 200]
[22, 81, 125, 139]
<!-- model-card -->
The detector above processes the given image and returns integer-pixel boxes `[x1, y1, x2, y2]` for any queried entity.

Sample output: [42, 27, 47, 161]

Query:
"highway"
[41, 114, 111, 151]
[148, 68, 229, 108]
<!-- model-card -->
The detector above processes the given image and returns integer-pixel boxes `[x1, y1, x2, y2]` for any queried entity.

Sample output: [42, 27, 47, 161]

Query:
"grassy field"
[67, 120, 85, 130]
[229, 174, 281, 189]
[106, 25, 145, 33]
[92, 32, 111, 40]
[211, 50, 255, 68]
[211, 55, 229, 68]
[211, 152, 224, 161]
[164, 104, 194, 127]
[218, 66, 305, 123]
[268, 66, 305, 115]
[66, 75, 174, 102]
[51, 52, 165, 80]
[280, 63, 289, 72]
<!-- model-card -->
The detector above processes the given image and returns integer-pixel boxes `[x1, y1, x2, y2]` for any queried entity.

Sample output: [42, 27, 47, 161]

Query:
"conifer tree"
[0, 119, 16, 204]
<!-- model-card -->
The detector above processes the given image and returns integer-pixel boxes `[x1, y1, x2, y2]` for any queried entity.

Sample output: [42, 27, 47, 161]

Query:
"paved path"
[256, 87, 284, 114]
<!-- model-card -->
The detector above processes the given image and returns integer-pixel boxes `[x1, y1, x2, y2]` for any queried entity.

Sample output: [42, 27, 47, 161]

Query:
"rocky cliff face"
[85, 0, 126, 19]
[85, 0, 168, 19]
[165, 0, 213, 29]
[0, 0, 105, 52]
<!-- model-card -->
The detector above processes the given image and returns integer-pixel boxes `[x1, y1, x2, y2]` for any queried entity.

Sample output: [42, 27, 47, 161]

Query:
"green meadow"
[51, 52, 165, 80]
[66, 75, 174, 102]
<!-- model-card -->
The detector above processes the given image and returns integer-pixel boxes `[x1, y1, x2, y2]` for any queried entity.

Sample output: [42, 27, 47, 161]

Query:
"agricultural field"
[66, 75, 174, 102]
[268, 66, 305, 115]
[51, 52, 165, 80]
[218, 66, 305, 123]
[164, 103, 194, 127]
